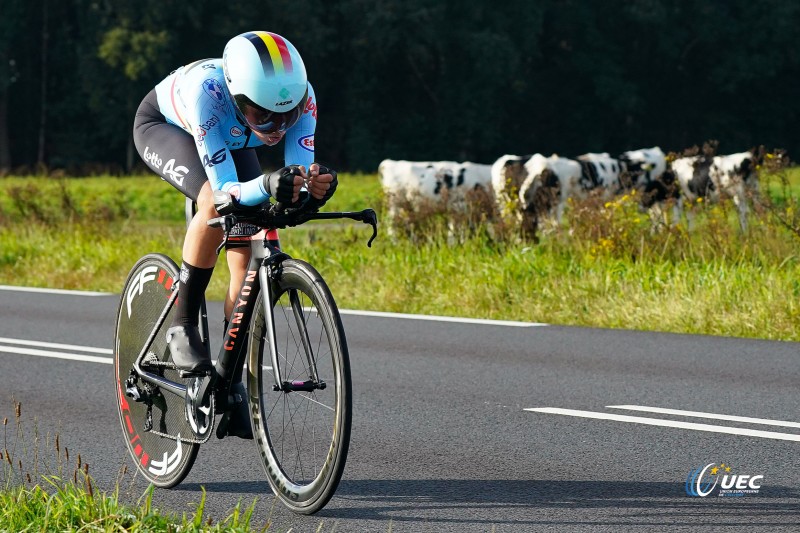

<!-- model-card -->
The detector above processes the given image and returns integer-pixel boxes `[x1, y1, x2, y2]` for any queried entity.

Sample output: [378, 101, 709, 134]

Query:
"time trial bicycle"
[113, 189, 377, 514]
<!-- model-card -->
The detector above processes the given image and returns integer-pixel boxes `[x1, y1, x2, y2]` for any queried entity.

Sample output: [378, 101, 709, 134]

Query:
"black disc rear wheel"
[113, 253, 199, 488]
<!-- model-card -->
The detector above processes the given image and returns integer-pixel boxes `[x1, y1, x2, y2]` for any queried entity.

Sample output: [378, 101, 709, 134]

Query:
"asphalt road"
[1, 286, 799, 532]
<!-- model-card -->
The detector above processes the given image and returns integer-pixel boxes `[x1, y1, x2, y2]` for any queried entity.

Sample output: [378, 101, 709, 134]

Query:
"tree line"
[2, 0, 798, 175]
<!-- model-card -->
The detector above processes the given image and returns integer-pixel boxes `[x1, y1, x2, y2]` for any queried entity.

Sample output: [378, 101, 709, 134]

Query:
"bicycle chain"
[142, 396, 216, 444]
[146, 418, 215, 445]
[139, 353, 216, 444]
[142, 360, 176, 369]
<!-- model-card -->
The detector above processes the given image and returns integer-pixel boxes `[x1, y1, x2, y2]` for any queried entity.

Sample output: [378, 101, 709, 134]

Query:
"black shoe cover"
[218, 381, 253, 440]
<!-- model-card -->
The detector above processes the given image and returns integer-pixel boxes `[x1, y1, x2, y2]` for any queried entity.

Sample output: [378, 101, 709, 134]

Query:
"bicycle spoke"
[252, 259, 351, 513]
[294, 392, 334, 411]
[292, 391, 312, 481]
[279, 303, 305, 378]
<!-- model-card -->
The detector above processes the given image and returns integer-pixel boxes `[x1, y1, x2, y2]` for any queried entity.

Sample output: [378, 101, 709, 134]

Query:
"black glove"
[263, 165, 303, 204]
[306, 165, 338, 210]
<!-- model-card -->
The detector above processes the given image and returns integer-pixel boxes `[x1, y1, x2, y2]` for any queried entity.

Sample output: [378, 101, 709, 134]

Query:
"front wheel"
[113, 253, 199, 488]
[248, 259, 352, 514]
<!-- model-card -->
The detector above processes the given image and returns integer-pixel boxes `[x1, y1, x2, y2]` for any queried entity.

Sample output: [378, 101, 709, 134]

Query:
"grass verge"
[1, 399, 268, 532]
[1, 169, 799, 340]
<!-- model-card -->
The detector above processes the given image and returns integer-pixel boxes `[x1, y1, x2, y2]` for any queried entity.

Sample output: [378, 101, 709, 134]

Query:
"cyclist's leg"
[225, 247, 250, 318]
[133, 89, 220, 373]
[223, 149, 261, 318]
[217, 149, 261, 439]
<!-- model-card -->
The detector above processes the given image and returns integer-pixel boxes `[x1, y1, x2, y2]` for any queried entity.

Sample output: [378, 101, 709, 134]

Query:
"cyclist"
[132, 31, 337, 438]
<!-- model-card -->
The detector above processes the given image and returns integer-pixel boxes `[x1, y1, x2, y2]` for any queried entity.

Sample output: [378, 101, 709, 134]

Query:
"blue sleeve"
[283, 82, 317, 169]
[182, 67, 270, 206]
[231, 178, 270, 206]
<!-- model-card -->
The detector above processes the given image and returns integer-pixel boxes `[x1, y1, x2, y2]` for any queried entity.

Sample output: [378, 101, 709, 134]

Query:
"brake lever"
[361, 209, 378, 247]
[207, 214, 239, 255]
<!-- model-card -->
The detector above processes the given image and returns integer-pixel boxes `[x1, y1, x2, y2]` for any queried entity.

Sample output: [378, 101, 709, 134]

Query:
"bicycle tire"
[113, 253, 200, 488]
[248, 258, 352, 514]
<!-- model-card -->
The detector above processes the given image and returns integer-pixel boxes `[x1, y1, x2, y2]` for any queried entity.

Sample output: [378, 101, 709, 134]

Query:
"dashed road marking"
[526, 407, 800, 442]
[608, 405, 800, 429]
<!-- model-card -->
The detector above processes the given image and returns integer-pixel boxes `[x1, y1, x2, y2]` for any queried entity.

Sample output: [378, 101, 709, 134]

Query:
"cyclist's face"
[253, 129, 285, 146]
[241, 105, 286, 145]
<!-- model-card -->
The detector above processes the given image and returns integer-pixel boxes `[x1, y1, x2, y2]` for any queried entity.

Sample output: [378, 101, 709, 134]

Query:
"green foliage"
[98, 28, 170, 81]
[0, 175, 186, 223]
[3, 0, 799, 173]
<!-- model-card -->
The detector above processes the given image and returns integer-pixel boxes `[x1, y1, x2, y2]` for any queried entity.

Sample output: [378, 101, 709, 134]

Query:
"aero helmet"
[223, 31, 309, 134]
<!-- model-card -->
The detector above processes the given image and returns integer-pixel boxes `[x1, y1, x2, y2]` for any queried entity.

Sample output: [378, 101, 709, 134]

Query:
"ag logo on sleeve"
[203, 148, 227, 168]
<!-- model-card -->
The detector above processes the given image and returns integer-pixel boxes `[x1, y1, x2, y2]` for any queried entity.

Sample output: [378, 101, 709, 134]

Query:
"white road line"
[0, 338, 274, 370]
[339, 309, 547, 327]
[525, 407, 800, 442]
[0, 345, 274, 370]
[1, 285, 548, 327]
[0, 346, 112, 365]
[608, 405, 800, 429]
[0, 285, 108, 296]
[0, 337, 112, 354]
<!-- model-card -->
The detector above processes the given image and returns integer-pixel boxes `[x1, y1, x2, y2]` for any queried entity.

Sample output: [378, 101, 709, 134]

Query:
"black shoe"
[166, 325, 212, 376]
[217, 382, 253, 440]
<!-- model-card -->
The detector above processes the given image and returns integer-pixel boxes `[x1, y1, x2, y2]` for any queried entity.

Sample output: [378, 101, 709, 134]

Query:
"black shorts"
[133, 89, 260, 248]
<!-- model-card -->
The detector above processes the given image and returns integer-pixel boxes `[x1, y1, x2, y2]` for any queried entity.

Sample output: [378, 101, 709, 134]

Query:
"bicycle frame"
[128, 204, 377, 414]
[129, 230, 284, 406]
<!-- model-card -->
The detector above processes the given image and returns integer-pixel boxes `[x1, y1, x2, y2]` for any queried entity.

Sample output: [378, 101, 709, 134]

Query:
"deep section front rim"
[248, 259, 352, 514]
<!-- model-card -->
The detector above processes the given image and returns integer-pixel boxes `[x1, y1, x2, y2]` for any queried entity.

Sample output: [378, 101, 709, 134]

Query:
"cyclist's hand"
[263, 165, 305, 204]
[306, 164, 338, 209]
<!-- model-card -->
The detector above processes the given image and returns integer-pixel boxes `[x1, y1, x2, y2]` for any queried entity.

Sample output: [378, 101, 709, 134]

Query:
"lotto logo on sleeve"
[303, 96, 317, 119]
[298, 134, 314, 152]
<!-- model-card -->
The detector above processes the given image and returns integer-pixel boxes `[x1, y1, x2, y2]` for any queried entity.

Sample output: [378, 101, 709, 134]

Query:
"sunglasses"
[235, 91, 308, 134]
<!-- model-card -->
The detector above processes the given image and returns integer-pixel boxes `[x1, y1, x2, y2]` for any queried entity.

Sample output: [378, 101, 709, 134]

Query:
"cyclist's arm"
[283, 82, 317, 169]
[184, 74, 271, 206]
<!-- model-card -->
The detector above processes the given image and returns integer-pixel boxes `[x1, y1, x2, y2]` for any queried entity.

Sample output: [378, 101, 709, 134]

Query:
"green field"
[1, 167, 799, 341]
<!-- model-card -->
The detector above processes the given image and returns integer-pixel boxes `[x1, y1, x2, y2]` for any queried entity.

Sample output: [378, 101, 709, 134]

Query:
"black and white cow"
[509, 152, 624, 232]
[379, 159, 450, 224]
[517, 153, 582, 230]
[490, 154, 534, 221]
[379, 158, 493, 234]
[709, 150, 762, 230]
[576, 152, 623, 195]
[664, 149, 761, 231]
[427, 161, 493, 200]
[658, 155, 714, 228]
[618, 146, 667, 190]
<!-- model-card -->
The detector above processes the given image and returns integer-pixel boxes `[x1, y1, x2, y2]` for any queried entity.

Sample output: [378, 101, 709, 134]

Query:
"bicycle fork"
[259, 261, 326, 394]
